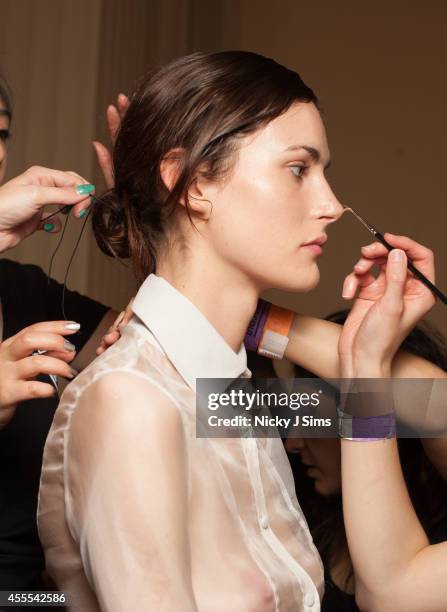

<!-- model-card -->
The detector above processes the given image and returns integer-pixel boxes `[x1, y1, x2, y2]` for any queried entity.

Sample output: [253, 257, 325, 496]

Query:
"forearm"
[341, 436, 430, 610]
[285, 314, 341, 377]
[286, 314, 442, 380]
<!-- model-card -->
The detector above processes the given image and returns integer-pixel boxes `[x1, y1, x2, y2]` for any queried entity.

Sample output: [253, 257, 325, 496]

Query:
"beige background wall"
[1, 0, 446, 333]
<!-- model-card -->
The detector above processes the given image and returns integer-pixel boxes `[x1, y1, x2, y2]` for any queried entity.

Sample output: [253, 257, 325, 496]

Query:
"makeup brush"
[343, 206, 447, 306]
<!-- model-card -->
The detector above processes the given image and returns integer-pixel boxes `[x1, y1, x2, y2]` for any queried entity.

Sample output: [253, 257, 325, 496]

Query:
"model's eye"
[289, 165, 306, 179]
[0, 129, 10, 142]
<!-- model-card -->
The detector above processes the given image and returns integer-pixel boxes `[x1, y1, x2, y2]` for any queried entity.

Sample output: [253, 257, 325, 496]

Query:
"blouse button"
[304, 591, 315, 606]
[260, 516, 269, 529]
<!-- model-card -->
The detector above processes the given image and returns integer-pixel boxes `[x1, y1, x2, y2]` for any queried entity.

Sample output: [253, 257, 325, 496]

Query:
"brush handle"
[374, 231, 447, 306]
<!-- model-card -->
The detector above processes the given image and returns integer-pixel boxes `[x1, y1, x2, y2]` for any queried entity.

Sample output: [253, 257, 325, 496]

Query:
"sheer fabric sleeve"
[65, 372, 198, 611]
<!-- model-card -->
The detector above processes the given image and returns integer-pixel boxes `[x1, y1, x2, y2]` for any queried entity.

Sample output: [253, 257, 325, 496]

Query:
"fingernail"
[68, 367, 78, 378]
[390, 249, 404, 262]
[43, 222, 55, 232]
[64, 339, 76, 352]
[76, 183, 95, 196]
[78, 208, 89, 218]
[65, 322, 81, 330]
[342, 278, 354, 298]
[113, 311, 125, 328]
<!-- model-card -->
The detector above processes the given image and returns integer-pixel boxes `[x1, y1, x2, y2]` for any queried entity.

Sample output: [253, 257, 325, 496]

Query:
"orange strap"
[258, 304, 294, 359]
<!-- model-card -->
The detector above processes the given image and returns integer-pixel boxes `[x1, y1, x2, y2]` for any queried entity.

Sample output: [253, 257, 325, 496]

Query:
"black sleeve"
[0, 258, 109, 353]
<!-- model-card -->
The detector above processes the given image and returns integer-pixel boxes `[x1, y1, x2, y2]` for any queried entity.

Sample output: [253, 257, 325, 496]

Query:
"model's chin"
[272, 266, 320, 294]
[293, 265, 320, 293]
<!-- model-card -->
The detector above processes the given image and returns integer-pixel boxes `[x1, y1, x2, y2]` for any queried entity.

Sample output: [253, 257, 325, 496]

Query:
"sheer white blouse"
[37, 274, 323, 611]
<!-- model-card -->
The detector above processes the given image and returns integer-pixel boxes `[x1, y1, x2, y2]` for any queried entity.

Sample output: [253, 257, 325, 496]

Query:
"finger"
[38, 215, 62, 234]
[62, 171, 94, 218]
[5, 380, 56, 405]
[383, 233, 435, 281]
[112, 311, 125, 329]
[381, 249, 407, 314]
[95, 329, 120, 356]
[107, 104, 121, 146]
[117, 93, 130, 118]
[122, 298, 134, 324]
[342, 271, 377, 299]
[17, 355, 77, 380]
[361, 242, 389, 258]
[20, 166, 93, 189]
[102, 329, 121, 345]
[25, 184, 95, 212]
[383, 234, 433, 260]
[92, 141, 115, 190]
[44, 350, 77, 363]
[8, 328, 79, 360]
[14, 321, 81, 336]
[354, 256, 387, 274]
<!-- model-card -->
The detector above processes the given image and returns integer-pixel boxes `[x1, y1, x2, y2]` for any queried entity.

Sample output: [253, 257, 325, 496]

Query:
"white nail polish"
[66, 322, 81, 330]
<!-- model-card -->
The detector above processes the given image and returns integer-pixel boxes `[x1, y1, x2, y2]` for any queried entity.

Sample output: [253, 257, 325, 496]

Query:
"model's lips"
[301, 235, 328, 247]
[301, 235, 327, 256]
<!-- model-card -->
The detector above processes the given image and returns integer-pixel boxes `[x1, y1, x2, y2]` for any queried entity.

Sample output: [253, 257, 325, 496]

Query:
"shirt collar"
[131, 273, 251, 390]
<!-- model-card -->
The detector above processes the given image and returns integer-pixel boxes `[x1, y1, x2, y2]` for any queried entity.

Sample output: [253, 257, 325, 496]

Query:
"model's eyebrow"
[282, 145, 331, 170]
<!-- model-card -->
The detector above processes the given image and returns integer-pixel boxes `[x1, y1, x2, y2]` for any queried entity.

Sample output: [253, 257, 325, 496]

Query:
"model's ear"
[160, 148, 212, 220]
[159, 148, 184, 194]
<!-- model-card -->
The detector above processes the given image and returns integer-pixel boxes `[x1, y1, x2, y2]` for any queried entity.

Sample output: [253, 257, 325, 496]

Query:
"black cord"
[41, 205, 71, 223]
[61, 206, 92, 320]
[45, 193, 130, 321]
[47, 212, 70, 287]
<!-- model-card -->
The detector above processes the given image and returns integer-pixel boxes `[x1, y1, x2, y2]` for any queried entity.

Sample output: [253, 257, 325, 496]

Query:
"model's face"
[203, 102, 344, 292]
[285, 437, 342, 496]
[0, 102, 10, 185]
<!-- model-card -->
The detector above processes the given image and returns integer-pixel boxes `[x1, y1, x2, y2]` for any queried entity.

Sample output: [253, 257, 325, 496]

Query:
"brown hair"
[92, 50, 317, 284]
[0, 79, 12, 122]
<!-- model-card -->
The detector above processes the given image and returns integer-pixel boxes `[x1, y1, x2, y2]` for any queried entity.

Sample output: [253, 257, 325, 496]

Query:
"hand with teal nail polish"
[0, 166, 95, 252]
[76, 183, 95, 196]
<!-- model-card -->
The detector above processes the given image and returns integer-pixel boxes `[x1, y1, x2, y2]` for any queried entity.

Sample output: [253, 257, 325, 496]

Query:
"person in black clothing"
[285, 310, 447, 612]
[0, 84, 122, 593]
[0, 259, 115, 591]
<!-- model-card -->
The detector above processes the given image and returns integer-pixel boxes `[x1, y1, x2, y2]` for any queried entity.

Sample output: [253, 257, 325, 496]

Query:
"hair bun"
[91, 190, 130, 259]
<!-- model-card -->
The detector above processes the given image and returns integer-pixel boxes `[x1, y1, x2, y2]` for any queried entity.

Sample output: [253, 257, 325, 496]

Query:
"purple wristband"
[352, 413, 396, 440]
[244, 299, 270, 352]
[338, 406, 396, 441]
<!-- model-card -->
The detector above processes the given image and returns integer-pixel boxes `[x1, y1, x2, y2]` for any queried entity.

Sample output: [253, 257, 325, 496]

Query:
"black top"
[0, 259, 108, 591]
[321, 573, 359, 612]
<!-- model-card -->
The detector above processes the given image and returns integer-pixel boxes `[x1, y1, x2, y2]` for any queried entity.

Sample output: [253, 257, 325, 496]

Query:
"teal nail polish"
[44, 222, 54, 232]
[76, 183, 95, 195]
[78, 208, 88, 219]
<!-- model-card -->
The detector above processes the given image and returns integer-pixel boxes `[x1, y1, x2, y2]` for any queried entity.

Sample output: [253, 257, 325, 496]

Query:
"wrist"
[350, 358, 392, 379]
[351, 367, 392, 379]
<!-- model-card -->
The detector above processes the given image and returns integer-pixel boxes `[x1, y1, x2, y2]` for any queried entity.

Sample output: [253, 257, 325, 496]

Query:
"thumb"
[382, 249, 407, 314]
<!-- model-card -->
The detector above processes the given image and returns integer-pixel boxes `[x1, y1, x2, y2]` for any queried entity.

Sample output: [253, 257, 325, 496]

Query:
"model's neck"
[156, 252, 259, 353]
